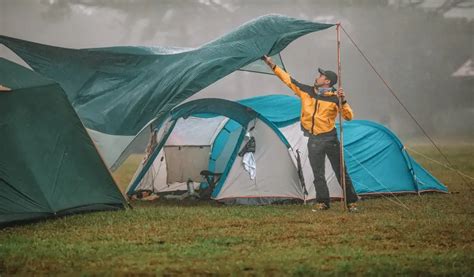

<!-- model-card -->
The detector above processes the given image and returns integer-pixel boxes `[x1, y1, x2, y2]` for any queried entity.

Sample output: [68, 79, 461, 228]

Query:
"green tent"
[0, 14, 334, 169]
[0, 58, 127, 227]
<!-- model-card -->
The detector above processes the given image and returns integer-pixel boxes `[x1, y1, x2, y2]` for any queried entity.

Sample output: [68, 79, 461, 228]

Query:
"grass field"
[1, 145, 473, 275]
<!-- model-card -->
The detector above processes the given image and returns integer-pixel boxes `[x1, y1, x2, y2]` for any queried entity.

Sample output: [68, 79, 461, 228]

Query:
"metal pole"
[337, 23, 347, 211]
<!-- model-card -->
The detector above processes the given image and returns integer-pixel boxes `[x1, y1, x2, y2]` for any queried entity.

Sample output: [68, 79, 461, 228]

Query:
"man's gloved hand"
[337, 88, 345, 101]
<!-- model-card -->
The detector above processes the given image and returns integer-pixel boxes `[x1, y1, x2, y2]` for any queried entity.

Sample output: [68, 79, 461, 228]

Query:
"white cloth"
[242, 152, 256, 180]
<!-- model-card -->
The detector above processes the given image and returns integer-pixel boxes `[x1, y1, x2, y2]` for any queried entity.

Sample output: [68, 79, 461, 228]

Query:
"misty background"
[1, 0, 473, 144]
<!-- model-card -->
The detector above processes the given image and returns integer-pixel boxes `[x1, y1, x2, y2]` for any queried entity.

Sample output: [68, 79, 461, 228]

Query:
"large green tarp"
[0, 58, 126, 226]
[0, 15, 333, 137]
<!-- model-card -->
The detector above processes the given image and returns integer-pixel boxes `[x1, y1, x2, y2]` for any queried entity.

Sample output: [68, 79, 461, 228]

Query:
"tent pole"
[336, 23, 348, 211]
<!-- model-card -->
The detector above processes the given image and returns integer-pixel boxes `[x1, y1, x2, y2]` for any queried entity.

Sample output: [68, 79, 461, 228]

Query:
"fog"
[1, 0, 473, 143]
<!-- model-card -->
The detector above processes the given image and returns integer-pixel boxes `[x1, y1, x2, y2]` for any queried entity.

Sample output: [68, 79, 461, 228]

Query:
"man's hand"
[262, 55, 275, 69]
[0, 84, 11, 92]
[337, 88, 346, 100]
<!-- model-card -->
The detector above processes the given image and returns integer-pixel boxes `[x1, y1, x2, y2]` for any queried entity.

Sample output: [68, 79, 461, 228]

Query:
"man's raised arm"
[262, 55, 307, 98]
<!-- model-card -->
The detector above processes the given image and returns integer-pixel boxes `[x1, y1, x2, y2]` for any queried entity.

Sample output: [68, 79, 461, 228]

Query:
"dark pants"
[307, 134, 358, 206]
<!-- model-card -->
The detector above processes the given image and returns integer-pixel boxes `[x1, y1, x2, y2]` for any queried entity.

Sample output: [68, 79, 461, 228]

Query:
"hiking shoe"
[312, 203, 329, 211]
[348, 203, 359, 213]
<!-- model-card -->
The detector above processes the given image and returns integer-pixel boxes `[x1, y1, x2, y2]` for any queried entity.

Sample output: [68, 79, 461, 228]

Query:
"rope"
[353, 181, 411, 210]
[406, 147, 474, 181]
[344, 149, 411, 210]
[340, 25, 470, 186]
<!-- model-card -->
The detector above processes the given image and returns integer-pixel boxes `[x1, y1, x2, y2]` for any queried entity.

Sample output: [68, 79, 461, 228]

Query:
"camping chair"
[199, 170, 222, 199]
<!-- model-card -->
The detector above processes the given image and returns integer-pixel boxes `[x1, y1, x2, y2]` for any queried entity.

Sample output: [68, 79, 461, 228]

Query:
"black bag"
[238, 137, 256, 157]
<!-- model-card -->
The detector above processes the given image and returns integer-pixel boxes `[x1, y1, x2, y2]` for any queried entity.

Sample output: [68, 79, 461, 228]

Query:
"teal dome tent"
[0, 59, 127, 226]
[127, 95, 447, 205]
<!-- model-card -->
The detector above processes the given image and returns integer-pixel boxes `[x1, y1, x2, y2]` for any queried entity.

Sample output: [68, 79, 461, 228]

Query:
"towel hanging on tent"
[242, 152, 256, 180]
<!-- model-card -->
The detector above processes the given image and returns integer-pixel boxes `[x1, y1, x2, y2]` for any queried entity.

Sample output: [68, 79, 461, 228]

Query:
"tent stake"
[336, 23, 348, 211]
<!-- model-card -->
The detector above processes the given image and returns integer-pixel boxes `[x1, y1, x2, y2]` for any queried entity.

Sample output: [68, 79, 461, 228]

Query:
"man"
[262, 55, 358, 212]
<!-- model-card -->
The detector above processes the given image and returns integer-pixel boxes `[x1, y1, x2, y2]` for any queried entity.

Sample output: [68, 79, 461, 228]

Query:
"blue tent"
[127, 94, 447, 204]
[238, 94, 448, 195]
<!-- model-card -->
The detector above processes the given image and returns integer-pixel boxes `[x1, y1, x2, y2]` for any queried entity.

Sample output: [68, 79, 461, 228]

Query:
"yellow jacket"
[273, 66, 353, 135]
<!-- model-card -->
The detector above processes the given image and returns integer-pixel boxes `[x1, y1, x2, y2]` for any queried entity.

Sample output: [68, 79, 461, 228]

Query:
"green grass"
[1, 146, 473, 275]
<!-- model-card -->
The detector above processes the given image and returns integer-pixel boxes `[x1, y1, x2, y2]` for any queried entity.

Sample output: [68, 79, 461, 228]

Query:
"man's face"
[314, 74, 330, 87]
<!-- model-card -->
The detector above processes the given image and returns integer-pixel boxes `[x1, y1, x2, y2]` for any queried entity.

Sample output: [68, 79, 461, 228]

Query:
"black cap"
[318, 68, 338, 87]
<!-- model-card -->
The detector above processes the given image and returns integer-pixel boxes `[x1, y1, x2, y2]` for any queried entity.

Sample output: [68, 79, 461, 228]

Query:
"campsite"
[1, 1, 473, 275]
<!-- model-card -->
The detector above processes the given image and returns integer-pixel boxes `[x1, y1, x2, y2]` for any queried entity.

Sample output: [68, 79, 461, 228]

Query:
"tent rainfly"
[0, 58, 127, 227]
[0, 14, 334, 169]
[127, 95, 448, 205]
